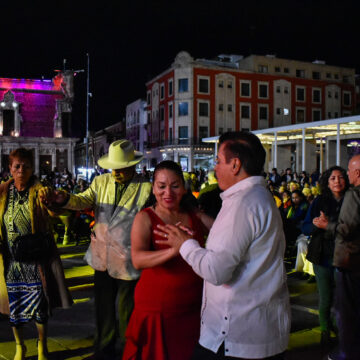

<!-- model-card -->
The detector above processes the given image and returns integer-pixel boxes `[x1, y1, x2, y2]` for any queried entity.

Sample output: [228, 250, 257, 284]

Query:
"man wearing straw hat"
[40, 139, 151, 359]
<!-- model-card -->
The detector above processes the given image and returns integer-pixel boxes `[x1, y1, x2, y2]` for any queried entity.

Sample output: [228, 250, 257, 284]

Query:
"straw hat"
[97, 139, 143, 170]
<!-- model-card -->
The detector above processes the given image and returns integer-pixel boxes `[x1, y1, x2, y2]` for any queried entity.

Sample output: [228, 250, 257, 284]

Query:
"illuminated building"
[144, 51, 356, 170]
[0, 71, 78, 175]
[125, 99, 147, 155]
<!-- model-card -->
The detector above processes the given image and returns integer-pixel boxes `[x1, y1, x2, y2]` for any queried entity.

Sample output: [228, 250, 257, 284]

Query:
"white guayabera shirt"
[180, 176, 291, 359]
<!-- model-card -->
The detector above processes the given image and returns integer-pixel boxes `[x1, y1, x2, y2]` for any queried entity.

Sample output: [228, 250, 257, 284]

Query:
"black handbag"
[12, 233, 52, 263]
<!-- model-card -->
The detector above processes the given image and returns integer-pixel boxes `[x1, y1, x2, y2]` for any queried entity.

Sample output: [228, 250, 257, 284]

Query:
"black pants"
[191, 343, 285, 360]
[94, 270, 137, 355]
[335, 270, 360, 360]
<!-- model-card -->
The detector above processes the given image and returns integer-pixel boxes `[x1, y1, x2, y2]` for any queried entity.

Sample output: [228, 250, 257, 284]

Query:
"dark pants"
[313, 263, 336, 331]
[191, 343, 285, 360]
[94, 270, 137, 356]
[335, 270, 360, 360]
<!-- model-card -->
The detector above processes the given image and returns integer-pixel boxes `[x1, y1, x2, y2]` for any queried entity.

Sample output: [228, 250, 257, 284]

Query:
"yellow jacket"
[64, 173, 151, 280]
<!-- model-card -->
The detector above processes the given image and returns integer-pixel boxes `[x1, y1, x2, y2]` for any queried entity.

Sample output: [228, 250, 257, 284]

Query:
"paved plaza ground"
[0, 243, 336, 360]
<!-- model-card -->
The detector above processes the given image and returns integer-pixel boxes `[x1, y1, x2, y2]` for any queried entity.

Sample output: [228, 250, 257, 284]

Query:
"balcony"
[146, 137, 214, 150]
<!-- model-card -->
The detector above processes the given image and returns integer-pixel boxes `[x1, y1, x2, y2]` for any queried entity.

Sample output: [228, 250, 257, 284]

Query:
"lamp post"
[85, 53, 91, 182]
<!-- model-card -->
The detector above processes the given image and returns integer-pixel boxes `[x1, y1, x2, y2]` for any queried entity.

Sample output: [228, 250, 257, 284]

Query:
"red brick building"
[145, 51, 356, 170]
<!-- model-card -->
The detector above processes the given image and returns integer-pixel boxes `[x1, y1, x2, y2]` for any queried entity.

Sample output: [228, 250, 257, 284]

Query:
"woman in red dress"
[122, 161, 212, 360]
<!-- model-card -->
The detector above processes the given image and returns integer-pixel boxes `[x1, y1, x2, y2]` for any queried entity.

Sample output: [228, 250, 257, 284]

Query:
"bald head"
[348, 154, 360, 187]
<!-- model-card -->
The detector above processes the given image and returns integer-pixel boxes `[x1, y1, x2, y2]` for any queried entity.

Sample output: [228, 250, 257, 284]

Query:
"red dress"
[123, 208, 206, 360]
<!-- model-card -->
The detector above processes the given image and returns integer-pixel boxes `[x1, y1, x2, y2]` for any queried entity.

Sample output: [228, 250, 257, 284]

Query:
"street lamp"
[70, 54, 91, 182]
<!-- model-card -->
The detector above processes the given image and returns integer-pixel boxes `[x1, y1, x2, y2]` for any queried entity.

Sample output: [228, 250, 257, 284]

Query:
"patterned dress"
[4, 184, 48, 325]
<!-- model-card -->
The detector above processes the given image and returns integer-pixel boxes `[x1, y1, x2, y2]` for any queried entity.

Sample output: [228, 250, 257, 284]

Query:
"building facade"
[74, 121, 125, 176]
[125, 99, 147, 154]
[0, 71, 78, 175]
[145, 51, 356, 170]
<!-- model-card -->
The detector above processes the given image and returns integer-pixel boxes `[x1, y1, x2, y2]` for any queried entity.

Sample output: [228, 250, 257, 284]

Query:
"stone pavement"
[0, 244, 336, 360]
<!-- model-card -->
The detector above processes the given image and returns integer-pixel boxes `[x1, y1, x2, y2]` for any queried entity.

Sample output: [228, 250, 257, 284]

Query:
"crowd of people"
[0, 134, 359, 360]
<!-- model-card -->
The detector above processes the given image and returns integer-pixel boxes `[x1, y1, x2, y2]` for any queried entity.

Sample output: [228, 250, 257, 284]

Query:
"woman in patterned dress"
[0, 148, 72, 360]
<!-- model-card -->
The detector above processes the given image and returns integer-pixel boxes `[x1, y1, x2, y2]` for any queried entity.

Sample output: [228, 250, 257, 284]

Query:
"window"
[275, 67, 281, 73]
[169, 103, 173, 118]
[259, 106, 268, 120]
[296, 69, 305, 78]
[240, 81, 251, 97]
[227, 104, 233, 112]
[312, 71, 321, 80]
[258, 83, 268, 98]
[328, 112, 332, 118]
[199, 102, 209, 116]
[227, 81, 233, 89]
[147, 91, 151, 105]
[218, 104, 224, 111]
[276, 108, 281, 115]
[326, 73, 332, 79]
[284, 86, 289, 94]
[218, 127, 223, 135]
[198, 78, 209, 93]
[168, 79, 173, 96]
[3, 109, 15, 136]
[335, 92, 339, 99]
[241, 105, 250, 118]
[343, 75, 350, 84]
[335, 112, 339, 118]
[218, 80, 224, 88]
[178, 78, 188, 92]
[276, 86, 281, 93]
[312, 88, 321, 103]
[313, 109, 321, 121]
[258, 65, 268, 73]
[284, 67, 289, 74]
[160, 106, 164, 121]
[199, 126, 208, 139]
[178, 126, 188, 144]
[178, 102, 188, 116]
[334, 74, 339, 80]
[296, 108, 305, 123]
[160, 83, 165, 99]
[169, 128, 173, 142]
[343, 91, 351, 106]
[328, 91, 332, 98]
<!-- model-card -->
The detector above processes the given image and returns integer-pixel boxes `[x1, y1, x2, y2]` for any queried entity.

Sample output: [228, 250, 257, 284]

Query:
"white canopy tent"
[202, 115, 360, 173]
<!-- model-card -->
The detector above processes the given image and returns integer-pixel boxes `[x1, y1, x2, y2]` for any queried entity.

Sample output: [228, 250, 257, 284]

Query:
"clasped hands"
[312, 211, 329, 229]
[154, 223, 195, 251]
[38, 187, 69, 208]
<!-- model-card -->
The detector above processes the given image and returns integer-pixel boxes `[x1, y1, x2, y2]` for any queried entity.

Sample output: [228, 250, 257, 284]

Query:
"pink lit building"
[0, 71, 78, 175]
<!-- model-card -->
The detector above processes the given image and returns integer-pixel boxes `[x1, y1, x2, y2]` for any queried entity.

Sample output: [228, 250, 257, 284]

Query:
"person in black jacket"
[302, 166, 349, 346]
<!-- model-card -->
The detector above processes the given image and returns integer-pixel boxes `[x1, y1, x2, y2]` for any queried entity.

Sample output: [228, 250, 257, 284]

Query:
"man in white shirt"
[156, 131, 290, 359]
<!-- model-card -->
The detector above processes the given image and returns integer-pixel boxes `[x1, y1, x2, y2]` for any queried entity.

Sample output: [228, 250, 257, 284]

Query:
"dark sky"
[1, 0, 360, 137]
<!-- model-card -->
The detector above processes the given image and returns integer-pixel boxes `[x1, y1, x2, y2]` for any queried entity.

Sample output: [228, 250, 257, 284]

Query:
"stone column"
[71, 142, 76, 174]
[67, 142, 72, 172]
[34, 145, 40, 176]
[52, 148, 57, 170]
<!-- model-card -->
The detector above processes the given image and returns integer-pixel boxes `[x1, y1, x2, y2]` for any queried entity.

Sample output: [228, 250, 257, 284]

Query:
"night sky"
[1, 1, 360, 137]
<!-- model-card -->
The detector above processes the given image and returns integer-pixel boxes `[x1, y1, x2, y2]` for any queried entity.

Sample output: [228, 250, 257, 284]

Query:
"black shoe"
[321, 331, 331, 347]
[328, 349, 345, 360]
[307, 275, 316, 283]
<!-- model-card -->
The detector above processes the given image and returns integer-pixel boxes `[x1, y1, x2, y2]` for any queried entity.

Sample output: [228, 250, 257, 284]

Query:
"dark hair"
[218, 131, 265, 175]
[153, 160, 185, 185]
[291, 189, 305, 203]
[148, 160, 197, 212]
[9, 148, 34, 168]
[319, 166, 349, 198]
